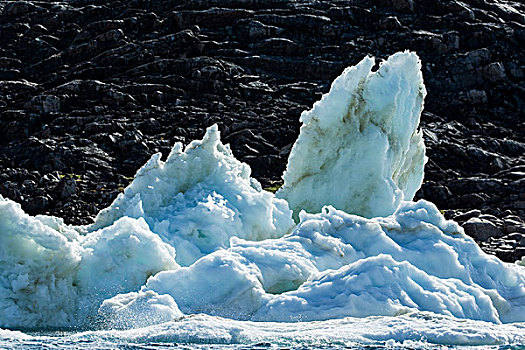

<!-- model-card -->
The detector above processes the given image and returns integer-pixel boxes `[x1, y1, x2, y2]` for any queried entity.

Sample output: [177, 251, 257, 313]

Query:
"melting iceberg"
[0, 52, 524, 339]
[102, 201, 525, 325]
[0, 198, 178, 328]
[0, 123, 293, 328]
[278, 52, 426, 218]
[89, 125, 295, 266]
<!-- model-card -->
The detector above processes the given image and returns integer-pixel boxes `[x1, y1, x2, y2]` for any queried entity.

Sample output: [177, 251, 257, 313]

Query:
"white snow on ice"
[0, 51, 524, 346]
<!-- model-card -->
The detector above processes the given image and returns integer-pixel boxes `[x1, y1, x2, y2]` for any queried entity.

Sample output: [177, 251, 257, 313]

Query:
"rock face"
[0, 0, 523, 261]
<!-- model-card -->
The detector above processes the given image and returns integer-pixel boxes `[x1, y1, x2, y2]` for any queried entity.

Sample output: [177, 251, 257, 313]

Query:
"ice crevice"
[0, 51, 524, 330]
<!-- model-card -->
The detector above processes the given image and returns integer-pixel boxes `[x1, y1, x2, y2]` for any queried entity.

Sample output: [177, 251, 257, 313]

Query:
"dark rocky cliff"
[0, 0, 524, 261]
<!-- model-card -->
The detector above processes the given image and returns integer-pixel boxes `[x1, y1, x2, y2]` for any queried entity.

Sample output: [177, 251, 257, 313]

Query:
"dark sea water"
[2, 338, 525, 350]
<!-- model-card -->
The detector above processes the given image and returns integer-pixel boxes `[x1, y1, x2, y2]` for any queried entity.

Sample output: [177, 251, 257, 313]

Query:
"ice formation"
[0, 196, 177, 328]
[278, 52, 427, 219]
[1, 52, 524, 333]
[104, 201, 525, 325]
[0, 197, 82, 328]
[89, 124, 295, 266]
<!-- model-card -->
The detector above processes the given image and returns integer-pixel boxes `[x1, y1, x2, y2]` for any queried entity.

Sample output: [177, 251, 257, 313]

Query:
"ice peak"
[89, 123, 294, 267]
[278, 51, 427, 219]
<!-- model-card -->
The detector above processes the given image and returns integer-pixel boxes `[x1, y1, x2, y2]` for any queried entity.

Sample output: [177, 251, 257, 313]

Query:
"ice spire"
[278, 51, 427, 219]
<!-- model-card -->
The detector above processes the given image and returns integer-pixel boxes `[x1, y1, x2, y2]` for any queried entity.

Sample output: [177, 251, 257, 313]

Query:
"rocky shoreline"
[0, 0, 524, 262]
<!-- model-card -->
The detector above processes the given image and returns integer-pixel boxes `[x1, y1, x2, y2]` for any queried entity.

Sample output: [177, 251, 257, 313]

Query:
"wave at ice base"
[1, 52, 525, 347]
[2, 313, 525, 348]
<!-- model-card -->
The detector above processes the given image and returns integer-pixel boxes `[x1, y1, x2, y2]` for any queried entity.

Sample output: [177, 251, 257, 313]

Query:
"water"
[2, 313, 525, 350]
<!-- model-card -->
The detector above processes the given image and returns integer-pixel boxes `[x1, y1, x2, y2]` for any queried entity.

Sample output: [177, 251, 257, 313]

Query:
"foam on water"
[2, 312, 525, 348]
[86, 313, 525, 346]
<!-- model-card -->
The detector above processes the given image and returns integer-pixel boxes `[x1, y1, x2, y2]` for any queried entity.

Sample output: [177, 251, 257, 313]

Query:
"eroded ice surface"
[278, 52, 426, 219]
[90, 124, 295, 266]
[103, 201, 525, 326]
[0, 197, 177, 328]
[1, 52, 524, 342]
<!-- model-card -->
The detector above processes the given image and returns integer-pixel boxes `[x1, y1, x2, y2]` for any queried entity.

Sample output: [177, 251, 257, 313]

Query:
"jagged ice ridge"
[0, 52, 524, 331]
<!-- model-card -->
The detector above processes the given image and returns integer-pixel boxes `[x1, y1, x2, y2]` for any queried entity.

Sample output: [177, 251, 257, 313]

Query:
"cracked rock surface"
[0, 0, 524, 262]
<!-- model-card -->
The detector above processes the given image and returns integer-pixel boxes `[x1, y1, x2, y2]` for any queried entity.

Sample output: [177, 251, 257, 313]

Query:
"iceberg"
[0, 198, 82, 328]
[89, 124, 295, 266]
[0, 197, 177, 328]
[106, 201, 525, 325]
[278, 52, 427, 219]
[0, 51, 524, 333]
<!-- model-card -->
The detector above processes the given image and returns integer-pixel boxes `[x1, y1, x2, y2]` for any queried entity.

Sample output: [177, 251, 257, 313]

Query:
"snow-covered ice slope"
[278, 51, 427, 219]
[90, 124, 295, 266]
